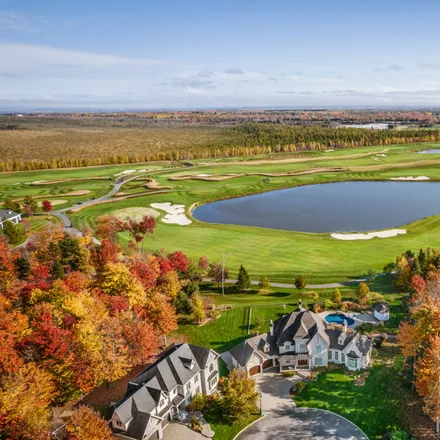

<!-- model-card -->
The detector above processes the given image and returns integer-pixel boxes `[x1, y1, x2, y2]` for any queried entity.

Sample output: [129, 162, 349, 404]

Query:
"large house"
[229, 304, 372, 375]
[111, 343, 219, 440]
[0, 209, 21, 229]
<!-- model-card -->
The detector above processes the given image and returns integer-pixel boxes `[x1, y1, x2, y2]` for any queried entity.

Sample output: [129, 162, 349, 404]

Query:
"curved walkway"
[201, 277, 371, 290]
[235, 408, 368, 440]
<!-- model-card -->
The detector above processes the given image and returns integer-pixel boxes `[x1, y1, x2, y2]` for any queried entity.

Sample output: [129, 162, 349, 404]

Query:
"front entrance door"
[297, 359, 309, 368]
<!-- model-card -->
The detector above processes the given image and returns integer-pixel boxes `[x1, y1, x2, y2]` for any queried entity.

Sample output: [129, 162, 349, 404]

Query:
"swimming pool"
[325, 313, 355, 326]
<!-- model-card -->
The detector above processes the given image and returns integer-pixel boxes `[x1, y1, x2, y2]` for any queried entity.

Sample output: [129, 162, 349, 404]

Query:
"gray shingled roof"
[346, 350, 359, 359]
[274, 310, 329, 346]
[354, 334, 373, 355]
[0, 210, 20, 221]
[325, 328, 355, 350]
[113, 343, 216, 439]
[374, 302, 390, 313]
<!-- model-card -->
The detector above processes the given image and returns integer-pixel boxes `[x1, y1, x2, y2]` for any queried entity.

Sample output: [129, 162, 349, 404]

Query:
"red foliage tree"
[130, 257, 160, 291]
[41, 200, 52, 213]
[92, 239, 120, 272]
[198, 256, 209, 271]
[167, 251, 190, 274]
[155, 256, 173, 276]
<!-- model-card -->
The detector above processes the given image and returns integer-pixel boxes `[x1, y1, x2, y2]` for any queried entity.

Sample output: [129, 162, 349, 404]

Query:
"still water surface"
[193, 181, 440, 233]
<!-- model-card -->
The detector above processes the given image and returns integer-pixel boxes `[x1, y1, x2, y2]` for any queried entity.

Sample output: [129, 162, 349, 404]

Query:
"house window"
[264, 344, 269, 353]
[285, 343, 291, 351]
[209, 363, 214, 372]
[315, 357, 323, 366]
[328, 350, 333, 361]
[315, 345, 322, 355]
[335, 351, 339, 361]
[341, 353, 345, 362]
[348, 358, 358, 369]
[194, 374, 199, 383]
[186, 383, 191, 392]
[299, 343, 306, 352]
[160, 399, 165, 407]
[210, 377, 217, 388]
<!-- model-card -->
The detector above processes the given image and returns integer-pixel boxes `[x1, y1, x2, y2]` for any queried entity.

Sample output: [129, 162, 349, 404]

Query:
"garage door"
[249, 365, 261, 376]
[262, 359, 273, 369]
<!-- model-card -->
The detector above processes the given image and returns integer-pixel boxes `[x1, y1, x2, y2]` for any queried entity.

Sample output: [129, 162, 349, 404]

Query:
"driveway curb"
[232, 415, 265, 440]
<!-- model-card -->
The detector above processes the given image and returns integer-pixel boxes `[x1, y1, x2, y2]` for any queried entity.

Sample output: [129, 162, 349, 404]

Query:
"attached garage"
[249, 364, 261, 376]
[262, 359, 273, 369]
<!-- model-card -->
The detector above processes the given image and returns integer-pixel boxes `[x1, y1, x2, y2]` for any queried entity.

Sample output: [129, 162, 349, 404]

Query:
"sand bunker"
[390, 176, 430, 181]
[325, 149, 334, 152]
[37, 200, 67, 207]
[375, 154, 387, 157]
[331, 229, 407, 241]
[113, 207, 160, 222]
[114, 170, 137, 177]
[151, 202, 192, 225]
[197, 174, 212, 177]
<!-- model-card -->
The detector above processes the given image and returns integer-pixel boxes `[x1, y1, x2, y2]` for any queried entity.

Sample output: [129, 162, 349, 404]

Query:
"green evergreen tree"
[51, 261, 65, 280]
[235, 265, 250, 291]
[294, 275, 307, 290]
[417, 248, 427, 274]
[2, 220, 24, 244]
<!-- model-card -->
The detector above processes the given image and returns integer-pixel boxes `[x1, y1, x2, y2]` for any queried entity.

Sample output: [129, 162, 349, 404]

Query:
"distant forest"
[0, 112, 439, 172]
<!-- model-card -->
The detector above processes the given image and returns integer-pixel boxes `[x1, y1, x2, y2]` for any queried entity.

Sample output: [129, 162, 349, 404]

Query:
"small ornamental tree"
[355, 282, 370, 301]
[258, 276, 270, 290]
[65, 406, 114, 440]
[310, 291, 319, 303]
[192, 294, 205, 324]
[23, 196, 38, 217]
[235, 265, 250, 291]
[294, 275, 307, 290]
[198, 256, 209, 271]
[41, 200, 53, 214]
[330, 288, 342, 304]
[208, 262, 228, 287]
[3, 198, 21, 213]
[219, 369, 259, 422]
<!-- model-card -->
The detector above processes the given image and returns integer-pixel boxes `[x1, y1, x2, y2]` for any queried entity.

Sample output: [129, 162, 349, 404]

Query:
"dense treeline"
[0, 122, 439, 172]
[391, 248, 440, 425]
[0, 215, 208, 439]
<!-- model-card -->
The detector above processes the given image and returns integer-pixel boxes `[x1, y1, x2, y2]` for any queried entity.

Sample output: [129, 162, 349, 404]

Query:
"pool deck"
[319, 310, 381, 328]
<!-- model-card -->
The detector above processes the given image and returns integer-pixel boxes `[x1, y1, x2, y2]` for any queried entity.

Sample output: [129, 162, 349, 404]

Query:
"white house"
[0, 210, 22, 229]
[111, 343, 219, 440]
[373, 302, 390, 321]
[229, 304, 372, 375]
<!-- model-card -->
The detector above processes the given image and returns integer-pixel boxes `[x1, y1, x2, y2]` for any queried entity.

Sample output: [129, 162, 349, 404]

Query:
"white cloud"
[0, 12, 47, 33]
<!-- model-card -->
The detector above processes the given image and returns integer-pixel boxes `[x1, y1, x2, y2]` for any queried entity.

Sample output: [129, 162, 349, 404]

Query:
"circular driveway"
[235, 407, 368, 440]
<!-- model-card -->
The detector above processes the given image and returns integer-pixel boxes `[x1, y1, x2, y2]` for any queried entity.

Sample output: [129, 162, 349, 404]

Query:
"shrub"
[187, 392, 206, 412]
[294, 275, 307, 290]
[282, 371, 296, 377]
[309, 291, 319, 302]
[258, 276, 270, 290]
[367, 292, 385, 304]
[323, 299, 336, 310]
[190, 416, 202, 432]
[390, 430, 416, 440]
[293, 381, 306, 394]
[313, 303, 323, 313]
[330, 288, 342, 304]
[355, 282, 370, 301]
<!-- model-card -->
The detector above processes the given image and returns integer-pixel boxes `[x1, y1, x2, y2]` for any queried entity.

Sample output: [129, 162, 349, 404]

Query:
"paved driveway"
[163, 422, 205, 440]
[238, 372, 368, 440]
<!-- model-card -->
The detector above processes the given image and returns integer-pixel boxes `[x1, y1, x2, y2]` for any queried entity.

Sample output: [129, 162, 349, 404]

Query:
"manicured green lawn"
[294, 366, 409, 439]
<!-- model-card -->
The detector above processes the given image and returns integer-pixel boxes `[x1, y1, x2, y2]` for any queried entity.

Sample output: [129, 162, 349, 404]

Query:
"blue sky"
[1, 0, 440, 109]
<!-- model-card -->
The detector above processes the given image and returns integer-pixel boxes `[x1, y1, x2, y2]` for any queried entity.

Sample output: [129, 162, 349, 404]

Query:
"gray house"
[111, 343, 219, 440]
[229, 305, 372, 375]
[0, 209, 21, 229]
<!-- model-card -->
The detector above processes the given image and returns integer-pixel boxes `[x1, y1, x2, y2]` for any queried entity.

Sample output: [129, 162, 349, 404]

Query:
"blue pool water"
[325, 313, 355, 326]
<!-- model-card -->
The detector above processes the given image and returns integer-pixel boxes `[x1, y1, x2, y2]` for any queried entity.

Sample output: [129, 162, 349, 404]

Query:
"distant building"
[228, 304, 372, 375]
[111, 343, 219, 440]
[373, 303, 390, 321]
[0, 210, 22, 229]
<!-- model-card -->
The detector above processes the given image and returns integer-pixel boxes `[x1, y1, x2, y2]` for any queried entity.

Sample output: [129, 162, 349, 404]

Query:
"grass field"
[3, 142, 440, 282]
[294, 367, 407, 439]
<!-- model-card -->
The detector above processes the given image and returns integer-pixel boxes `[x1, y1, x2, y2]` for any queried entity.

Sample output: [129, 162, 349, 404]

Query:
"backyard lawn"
[294, 366, 409, 439]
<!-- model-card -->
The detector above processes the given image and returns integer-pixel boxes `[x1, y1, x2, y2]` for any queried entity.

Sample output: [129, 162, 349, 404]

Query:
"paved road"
[235, 408, 368, 440]
[201, 277, 370, 290]
[236, 373, 367, 440]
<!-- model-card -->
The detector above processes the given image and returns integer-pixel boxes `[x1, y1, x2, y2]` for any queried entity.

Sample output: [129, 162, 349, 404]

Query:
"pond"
[192, 181, 440, 233]
[418, 149, 440, 154]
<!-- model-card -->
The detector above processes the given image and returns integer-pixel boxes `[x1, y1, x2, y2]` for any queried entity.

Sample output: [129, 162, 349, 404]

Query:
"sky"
[1, 0, 440, 110]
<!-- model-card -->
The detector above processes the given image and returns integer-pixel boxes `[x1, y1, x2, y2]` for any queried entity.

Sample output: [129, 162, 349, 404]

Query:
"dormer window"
[263, 343, 269, 353]
[285, 343, 291, 351]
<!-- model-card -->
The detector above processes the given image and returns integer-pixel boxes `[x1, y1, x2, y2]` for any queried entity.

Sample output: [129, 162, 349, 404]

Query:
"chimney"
[343, 320, 348, 334]
[298, 299, 305, 311]
[269, 319, 274, 336]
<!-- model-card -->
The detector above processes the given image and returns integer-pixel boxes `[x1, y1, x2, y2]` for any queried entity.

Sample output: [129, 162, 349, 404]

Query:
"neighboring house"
[111, 343, 219, 440]
[373, 302, 390, 321]
[0, 210, 22, 229]
[229, 303, 372, 375]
